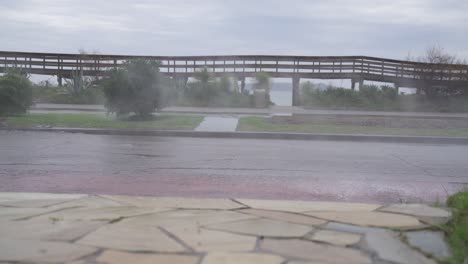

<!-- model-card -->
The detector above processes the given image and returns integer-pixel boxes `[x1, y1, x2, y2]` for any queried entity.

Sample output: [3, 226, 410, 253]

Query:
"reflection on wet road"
[1, 131, 467, 203]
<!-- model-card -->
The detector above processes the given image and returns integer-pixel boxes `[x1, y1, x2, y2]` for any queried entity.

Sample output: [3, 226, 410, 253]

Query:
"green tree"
[101, 59, 162, 117]
[254, 72, 271, 91]
[219, 75, 232, 93]
[186, 68, 219, 106]
[254, 72, 272, 105]
[0, 70, 33, 116]
[409, 45, 467, 97]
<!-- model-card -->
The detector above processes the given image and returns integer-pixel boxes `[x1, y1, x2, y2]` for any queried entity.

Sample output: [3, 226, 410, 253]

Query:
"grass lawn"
[5, 113, 204, 130]
[237, 116, 468, 137]
[443, 190, 468, 264]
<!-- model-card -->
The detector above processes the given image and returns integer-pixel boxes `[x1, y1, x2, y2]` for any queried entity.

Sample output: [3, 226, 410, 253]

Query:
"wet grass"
[237, 116, 468, 137]
[443, 190, 468, 264]
[5, 113, 204, 130]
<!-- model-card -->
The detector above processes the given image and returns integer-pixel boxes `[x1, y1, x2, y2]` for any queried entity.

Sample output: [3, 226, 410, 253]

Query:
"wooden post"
[381, 60, 384, 75]
[240, 76, 246, 93]
[292, 77, 300, 106]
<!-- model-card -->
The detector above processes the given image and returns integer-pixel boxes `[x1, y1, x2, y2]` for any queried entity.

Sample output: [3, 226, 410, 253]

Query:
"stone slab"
[236, 199, 380, 213]
[0, 207, 62, 221]
[126, 209, 255, 229]
[202, 252, 284, 264]
[77, 220, 187, 252]
[163, 226, 256, 252]
[0, 218, 103, 242]
[96, 250, 199, 264]
[306, 230, 361, 246]
[0, 239, 97, 263]
[325, 222, 386, 234]
[363, 230, 437, 264]
[380, 204, 451, 218]
[325, 222, 438, 264]
[0, 192, 85, 203]
[238, 209, 326, 226]
[0, 198, 78, 208]
[58, 196, 127, 208]
[406, 231, 451, 259]
[305, 211, 423, 228]
[102, 195, 243, 210]
[36, 206, 167, 222]
[206, 218, 312, 237]
[261, 238, 371, 264]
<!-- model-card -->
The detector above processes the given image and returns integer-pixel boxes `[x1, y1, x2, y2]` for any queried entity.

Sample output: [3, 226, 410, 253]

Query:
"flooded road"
[1, 130, 467, 203]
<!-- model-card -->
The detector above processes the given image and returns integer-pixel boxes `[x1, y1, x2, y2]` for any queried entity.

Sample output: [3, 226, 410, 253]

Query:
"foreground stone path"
[0, 192, 452, 264]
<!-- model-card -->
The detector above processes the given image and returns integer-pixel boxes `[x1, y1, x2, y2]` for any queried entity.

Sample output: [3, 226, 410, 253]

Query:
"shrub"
[101, 59, 162, 117]
[254, 72, 272, 105]
[301, 82, 468, 112]
[180, 70, 255, 107]
[184, 68, 220, 106]
[444, 190, 468, 264]
[302, 86, 365, 109]
[33, 84, 105, 105]
[254, 72, 271, 91]
[0, 70, 33, 116]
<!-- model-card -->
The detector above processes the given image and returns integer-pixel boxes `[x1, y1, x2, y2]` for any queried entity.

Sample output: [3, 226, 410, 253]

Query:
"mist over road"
[1, 131, 467, 203]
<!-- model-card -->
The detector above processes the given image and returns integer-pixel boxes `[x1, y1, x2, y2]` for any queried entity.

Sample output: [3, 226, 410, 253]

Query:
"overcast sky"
[1, 0, 467, 60]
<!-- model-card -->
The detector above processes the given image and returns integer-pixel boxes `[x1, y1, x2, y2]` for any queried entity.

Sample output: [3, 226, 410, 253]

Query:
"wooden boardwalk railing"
[1, 51, 467, 82]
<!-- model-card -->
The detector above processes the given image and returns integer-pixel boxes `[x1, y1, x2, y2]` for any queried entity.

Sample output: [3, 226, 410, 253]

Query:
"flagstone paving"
[304, 211, 424, 229]
[238, 208, 327, 226]
[304, 229, 362, 246]
[0, 192, 452, 264]
[380, 204, 451, 218]
[96, 250, 199, 264]
[405, 230, 452, 260]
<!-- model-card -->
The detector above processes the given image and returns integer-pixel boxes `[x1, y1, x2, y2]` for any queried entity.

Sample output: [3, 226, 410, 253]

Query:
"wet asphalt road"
[1, 130, 467, 203]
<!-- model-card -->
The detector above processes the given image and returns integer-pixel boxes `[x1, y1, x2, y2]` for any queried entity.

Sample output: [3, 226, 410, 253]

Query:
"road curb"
[31, 107, 106, 112]
[30, 107, 468, 119]
[3, 127, 468, 144]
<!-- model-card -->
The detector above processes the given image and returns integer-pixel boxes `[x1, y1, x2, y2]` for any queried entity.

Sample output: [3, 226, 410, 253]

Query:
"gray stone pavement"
[0, 192, 452, 264]
[31, 103, 468, 118]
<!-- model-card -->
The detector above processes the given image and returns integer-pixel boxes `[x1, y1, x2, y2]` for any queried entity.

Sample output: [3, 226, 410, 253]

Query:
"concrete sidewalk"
[31, 103, 468, 118]
[0, 192, 451, 264]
